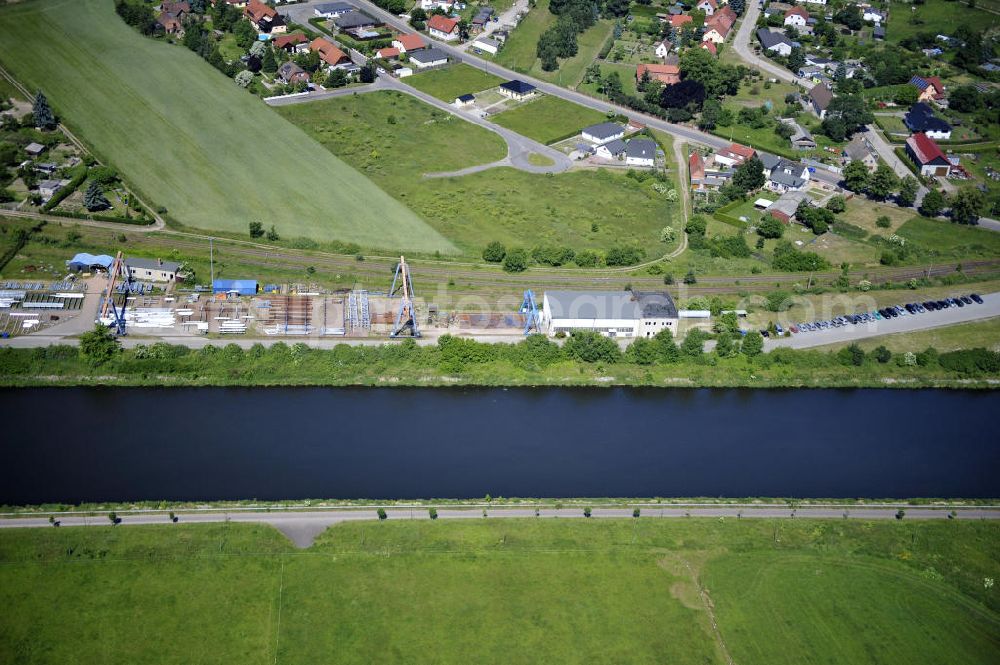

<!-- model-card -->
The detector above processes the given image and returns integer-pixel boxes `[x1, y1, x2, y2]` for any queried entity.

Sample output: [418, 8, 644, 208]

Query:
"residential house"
[668, 14, 692, 28]
[906, 132, 951, 177]
[696, 0, 717, 16]
[220, 0, 248, 7]
[766, 159, 810, 193]
[714, 143, 756, 168]
[160, 1, 190, 18]
[625, 139, 657, 167]
[313, 2, 355, 18]
[655, 40, 672, 59]
[334, 11, 380, 31]
[245, 0, 286, 34]
[700, 40, 718, 55]
[758, 151, 782, 178]
[272, 32, 309, 53]
[904, 102, 952, 140]
[808, 83, 833, 119]
[910, 75, 946, 104]
[757, 28, 793, 56]
[419, 0, 457, 10]
[427, 15, 460, 41]
[800, 0, 827, 4]
[471, 37, 501, 55]
[498, 79, 537, 100]
[636, 63, 680, 85]
[24, 142, 45, 157]
[784, 6, 809, 27]
[277, 61, 310, 85]
[781, 118, 816, 150]
[596, 139, 627, 160]
[454, 93, 475, 108]
[125, 258, 181, 283]
[767, 191, 810, 223]
[310, 38, 351, 68]
[763, 2, 793, 18]
[471, 7, 493, 33]
[409, 48, 449, 68]
[703, 6, 736, 43]
[392, 33, 426, 52]
[156, 12, 185, 35]
[843, 135, 877, 172]
[37, 179, 65, 202]
[377, 46, 401, 60]
[861, 7, 886, 24]
[581, 122, 624, 144]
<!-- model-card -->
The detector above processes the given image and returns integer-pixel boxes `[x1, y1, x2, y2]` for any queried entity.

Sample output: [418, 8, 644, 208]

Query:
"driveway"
[766, 292, 1000, 350]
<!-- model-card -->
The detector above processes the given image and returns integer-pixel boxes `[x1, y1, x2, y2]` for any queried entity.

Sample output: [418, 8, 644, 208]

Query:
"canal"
[1, 387, 997, 504]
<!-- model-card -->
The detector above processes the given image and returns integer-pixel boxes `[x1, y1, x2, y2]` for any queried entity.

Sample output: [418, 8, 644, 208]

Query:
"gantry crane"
[389, 256, 419, 338]
[99, 251, 130, 335]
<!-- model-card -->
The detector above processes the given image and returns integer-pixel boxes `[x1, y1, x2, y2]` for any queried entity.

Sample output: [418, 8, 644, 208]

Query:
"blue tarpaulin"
[67, 253, 114, 271]
[213, 279, 258, 295]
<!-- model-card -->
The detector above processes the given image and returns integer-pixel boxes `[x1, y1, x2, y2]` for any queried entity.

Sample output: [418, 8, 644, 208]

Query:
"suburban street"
[3, 505, 997, 548]
[731, 1, 798, 85]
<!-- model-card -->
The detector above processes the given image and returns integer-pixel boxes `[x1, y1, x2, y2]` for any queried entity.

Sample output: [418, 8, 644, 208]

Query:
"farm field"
[278, 92, 678, 257]
[0, 519, 997, 664]
[0, 0, 451, 252]
[491, 94, 607, 144]
[887, 0, 999, 44]
[404, 63, 506, 102]
[496, 0, 614, 87]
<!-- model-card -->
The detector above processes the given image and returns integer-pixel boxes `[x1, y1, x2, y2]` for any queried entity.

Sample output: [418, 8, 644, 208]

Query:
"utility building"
[124, 257, 180, 282]
[541, 290, 678, 339]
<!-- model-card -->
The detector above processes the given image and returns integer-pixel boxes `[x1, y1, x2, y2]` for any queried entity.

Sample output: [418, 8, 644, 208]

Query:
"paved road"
[767, 292, 1000, 350]
[3, 505, 996, 548]
[862, 127, 929, 204]
[731, 2, 799, 86]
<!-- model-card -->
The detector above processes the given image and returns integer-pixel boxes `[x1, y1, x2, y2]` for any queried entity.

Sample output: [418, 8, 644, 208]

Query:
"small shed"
[213, 279, 259, 296]
[25, 142, 46, 156]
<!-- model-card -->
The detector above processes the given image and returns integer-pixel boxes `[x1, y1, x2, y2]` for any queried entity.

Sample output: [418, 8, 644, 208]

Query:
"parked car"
[971, 293, 983, 304]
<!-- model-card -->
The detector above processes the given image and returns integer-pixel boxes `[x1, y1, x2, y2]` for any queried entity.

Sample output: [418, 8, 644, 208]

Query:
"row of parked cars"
[760, 294, 985, 336]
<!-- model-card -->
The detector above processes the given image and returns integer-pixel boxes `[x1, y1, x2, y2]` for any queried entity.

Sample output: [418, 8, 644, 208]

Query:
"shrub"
[428, 507, 438, 519]
[482, 241, 506, 262]
[873, 345, 892, 364]
[583, 507, 592, 518]
[502, 248, 528, 272]
[377, 508, 387, 520]
[875, 215, 892, 228]
[563, 331, 621, 363]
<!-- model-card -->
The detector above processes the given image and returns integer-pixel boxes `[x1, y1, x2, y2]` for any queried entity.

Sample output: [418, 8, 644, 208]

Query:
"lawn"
[842, 196, 917, 233]
[0, 519, 997, 664]
[404, 63, 506, 102]
[279, 92, 676, 257]
[809, 316, 1000, 353]
[577, 62, 639, 98]
[0, 0, 452, 252]
[491, 94, 607, 144]
[496, 0, 615, 87]
[887, 0, 999, 44]
[897, 215, 1000, 261]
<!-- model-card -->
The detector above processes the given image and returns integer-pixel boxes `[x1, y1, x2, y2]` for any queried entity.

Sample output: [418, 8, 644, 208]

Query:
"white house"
[498, 79, 537, 100]
[862, 8, 886, 24]
[581, 122, 624, 145]
[784, 7, 808, 27]
[595, 139, 626, 160]
[427, 14, 459, 41]
[696, 0, 717, 16]
[313, 2, 355, 19]
[471, 37, 500, 55]
[800, 0, 826, 4]
[419, 0, 455, 10]
[757, 28, 793, 57]
[655, 39, 672, 59]
[124, 257, 181, 282]
[454, 93, 475, 108]
[625, 139, 657, 167]
[409, 48, 448, 68]
[542, 290, 678, 339]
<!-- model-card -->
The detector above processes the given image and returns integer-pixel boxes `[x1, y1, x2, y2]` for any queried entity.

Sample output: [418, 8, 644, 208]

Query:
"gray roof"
[768, 191, 809, 218]
[545, 290, 677, 321]
[599, 139, 626, 155]
[757, 28, 791, 49]
[410, 48, 448, 63]
[473, 37, 500, 48]
[844, 136, 871, 162]
[758, 152, 782, 172]
[809, 83, 834, 109]
[38, 179, 62, 190]
[333, 11, 377, 28]
[25, 142, 45, 154]
[769, 169, 806, 189]
[315, 2, 354, 13]
[125, 257, 181, 272]
[781, 118, 815, 145]
[626, 139, 657, 160]
[582, 121, 623, 141]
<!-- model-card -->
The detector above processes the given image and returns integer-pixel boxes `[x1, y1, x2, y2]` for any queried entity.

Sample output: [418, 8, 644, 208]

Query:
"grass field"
[887, 0, 999, 44]
[0, 519, 997, 664]
[897, 215, 1000, 260]
[491, 94, 607, 144]
[404, 63, 506, 102]
[0, 0, 452, 252]
[496, 0, 614, 87]
[810, 316, 1000, 353]
[577, 62, 639, 98]
[279, 92, 678, 256]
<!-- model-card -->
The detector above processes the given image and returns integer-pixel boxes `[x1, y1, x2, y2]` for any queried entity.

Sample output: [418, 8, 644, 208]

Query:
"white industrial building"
[541, 290, 678, 339]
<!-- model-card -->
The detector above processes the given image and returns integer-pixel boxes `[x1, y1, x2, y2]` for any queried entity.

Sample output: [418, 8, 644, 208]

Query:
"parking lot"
[766, 292, 1000, 350]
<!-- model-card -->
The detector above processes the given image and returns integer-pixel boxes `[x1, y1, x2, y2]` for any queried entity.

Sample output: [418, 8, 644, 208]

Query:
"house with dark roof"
[906, 132, 951, 177]
[808, 83, 834, 118]
[541, 290, 678, 338]
[904, 102, 952, 140]
[581, 122, 624, 144]
[625, 139, 657, 167]
[766, 159, 810, 193]
[273, 32, 310, 53]
[125, 257, 181, 282]
[910, 75, 945, 103]
[781, 118, 816, 150]
[498, 79, 536, 100]
[596, 139, 627, 160]
[454, 93, 475, 108]
[156, 12, 185, 35]
[757, 28, 793, 56]
[409, 48, 449, 68]
[334, 11, 379, 30]
[314, 2, 355, 18]
[277, 61, 310, 85]
[767, 191, 810, 223]
[245, 0, 286, 34]
[160, 1, 191, 18]
[715, 143, 756, 168]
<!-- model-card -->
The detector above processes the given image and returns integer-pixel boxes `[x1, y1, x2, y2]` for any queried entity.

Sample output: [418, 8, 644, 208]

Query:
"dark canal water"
[1, 387, 998, 504]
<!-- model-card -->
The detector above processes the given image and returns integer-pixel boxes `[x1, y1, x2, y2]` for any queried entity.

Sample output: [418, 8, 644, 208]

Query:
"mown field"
[404, 63, 506, 102]
[278, 92, 677, 257]
[496, 0, 614, 87]
[0, 0, 451, 252]
[886, 0, 999, 44]
[0, 519, 997, 664]
[491, 94, 607, 144]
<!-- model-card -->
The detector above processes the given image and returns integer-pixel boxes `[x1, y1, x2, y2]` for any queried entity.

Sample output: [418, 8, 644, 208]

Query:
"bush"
[502, 248, 527, 272]
[428, 507, 438, 519]
[838, 343, 865, 366]
[377, 508, 387, 520]
[757, 215, 784, 239]
[938, 348, 1000, 375]
[875, 215, 892, 228]
[772, 242, 830, 272]
[604, 246, 644, 266]
[574, 250, 601, 267]
[873, 345, 892, 364]
[563, 331, 621, 363]
[482, 241, 506, 263]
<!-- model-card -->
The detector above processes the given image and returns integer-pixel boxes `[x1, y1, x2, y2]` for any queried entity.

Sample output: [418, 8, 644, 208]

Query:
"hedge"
[46, 209, 155, 226]
[40, 166, 87, 212]
[711, 199, 749, 228]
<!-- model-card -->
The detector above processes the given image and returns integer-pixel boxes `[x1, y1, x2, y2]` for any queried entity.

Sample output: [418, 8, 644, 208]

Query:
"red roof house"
[392, 33, 426, 52]
[427, 15, 460, 40]
[906, 132, 950, 177]
[377, 47, 400, 60]
[637, 63, 680, 85]
[272, 32, 309, 52]
[703, 6, 736, 43]
[700, 40, 718, 55]
[669, 14, 693, 28]
[715, 143, 756, 167]
[309, 37, 350, 67]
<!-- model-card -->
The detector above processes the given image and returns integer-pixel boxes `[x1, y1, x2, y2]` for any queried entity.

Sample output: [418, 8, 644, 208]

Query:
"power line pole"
[210, 237, 214, 287]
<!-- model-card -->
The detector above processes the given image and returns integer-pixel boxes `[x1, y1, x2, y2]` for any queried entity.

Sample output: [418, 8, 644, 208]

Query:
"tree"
[633, 507, 641, 518]
[583, 506, 592, 518]
[502, 248, 528, 272]
[787, 46, 805, 73]
[826, 195, 847, 213]
[757, 215, 784, 239]
[32, 91, 56, 130]
[653, 328, 680, 363]
[108, 512, 118, 526]
[876, 215, 891, 228]
[950, 187, 984, 225]
[377, 508, 387, 520]
[867, 163, 899, 200]
[233, 19, 257, 49]
[949, 85, 984, 113]
[659, 79, 706, 111]
[410, 7, 427, 22]
[429, 507, 438, 519]
[834, 61, 847, 84]
[715, 332, 735, 357]
[742, 330, 763, 357]
[823, 94, 873, 139]
[897, 176, 919, 207]
[482, 241, 506, 262]
[83, 181, 110, 212]
[683, 269, 697, 284]
[839, 343, 865, 366]
[266, 225, 279, 241]
[681, 330, 706, 358]
[79, 324, 120, 364]
[729, 0, 745, 14]
[327, 69, 348, 88]
[843, 160, 870, 193]
[919, 189, 946, 217]
[359, 62, 377, 83]
[261, 46, 277, 73]
[873, 345, 892, 363]
[834, 3, 862, 30]
[564, 331, 621, 363]
[234, 70, 254, 88]
[732, 156, 765, 193]
[249, 221, 264, 238]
